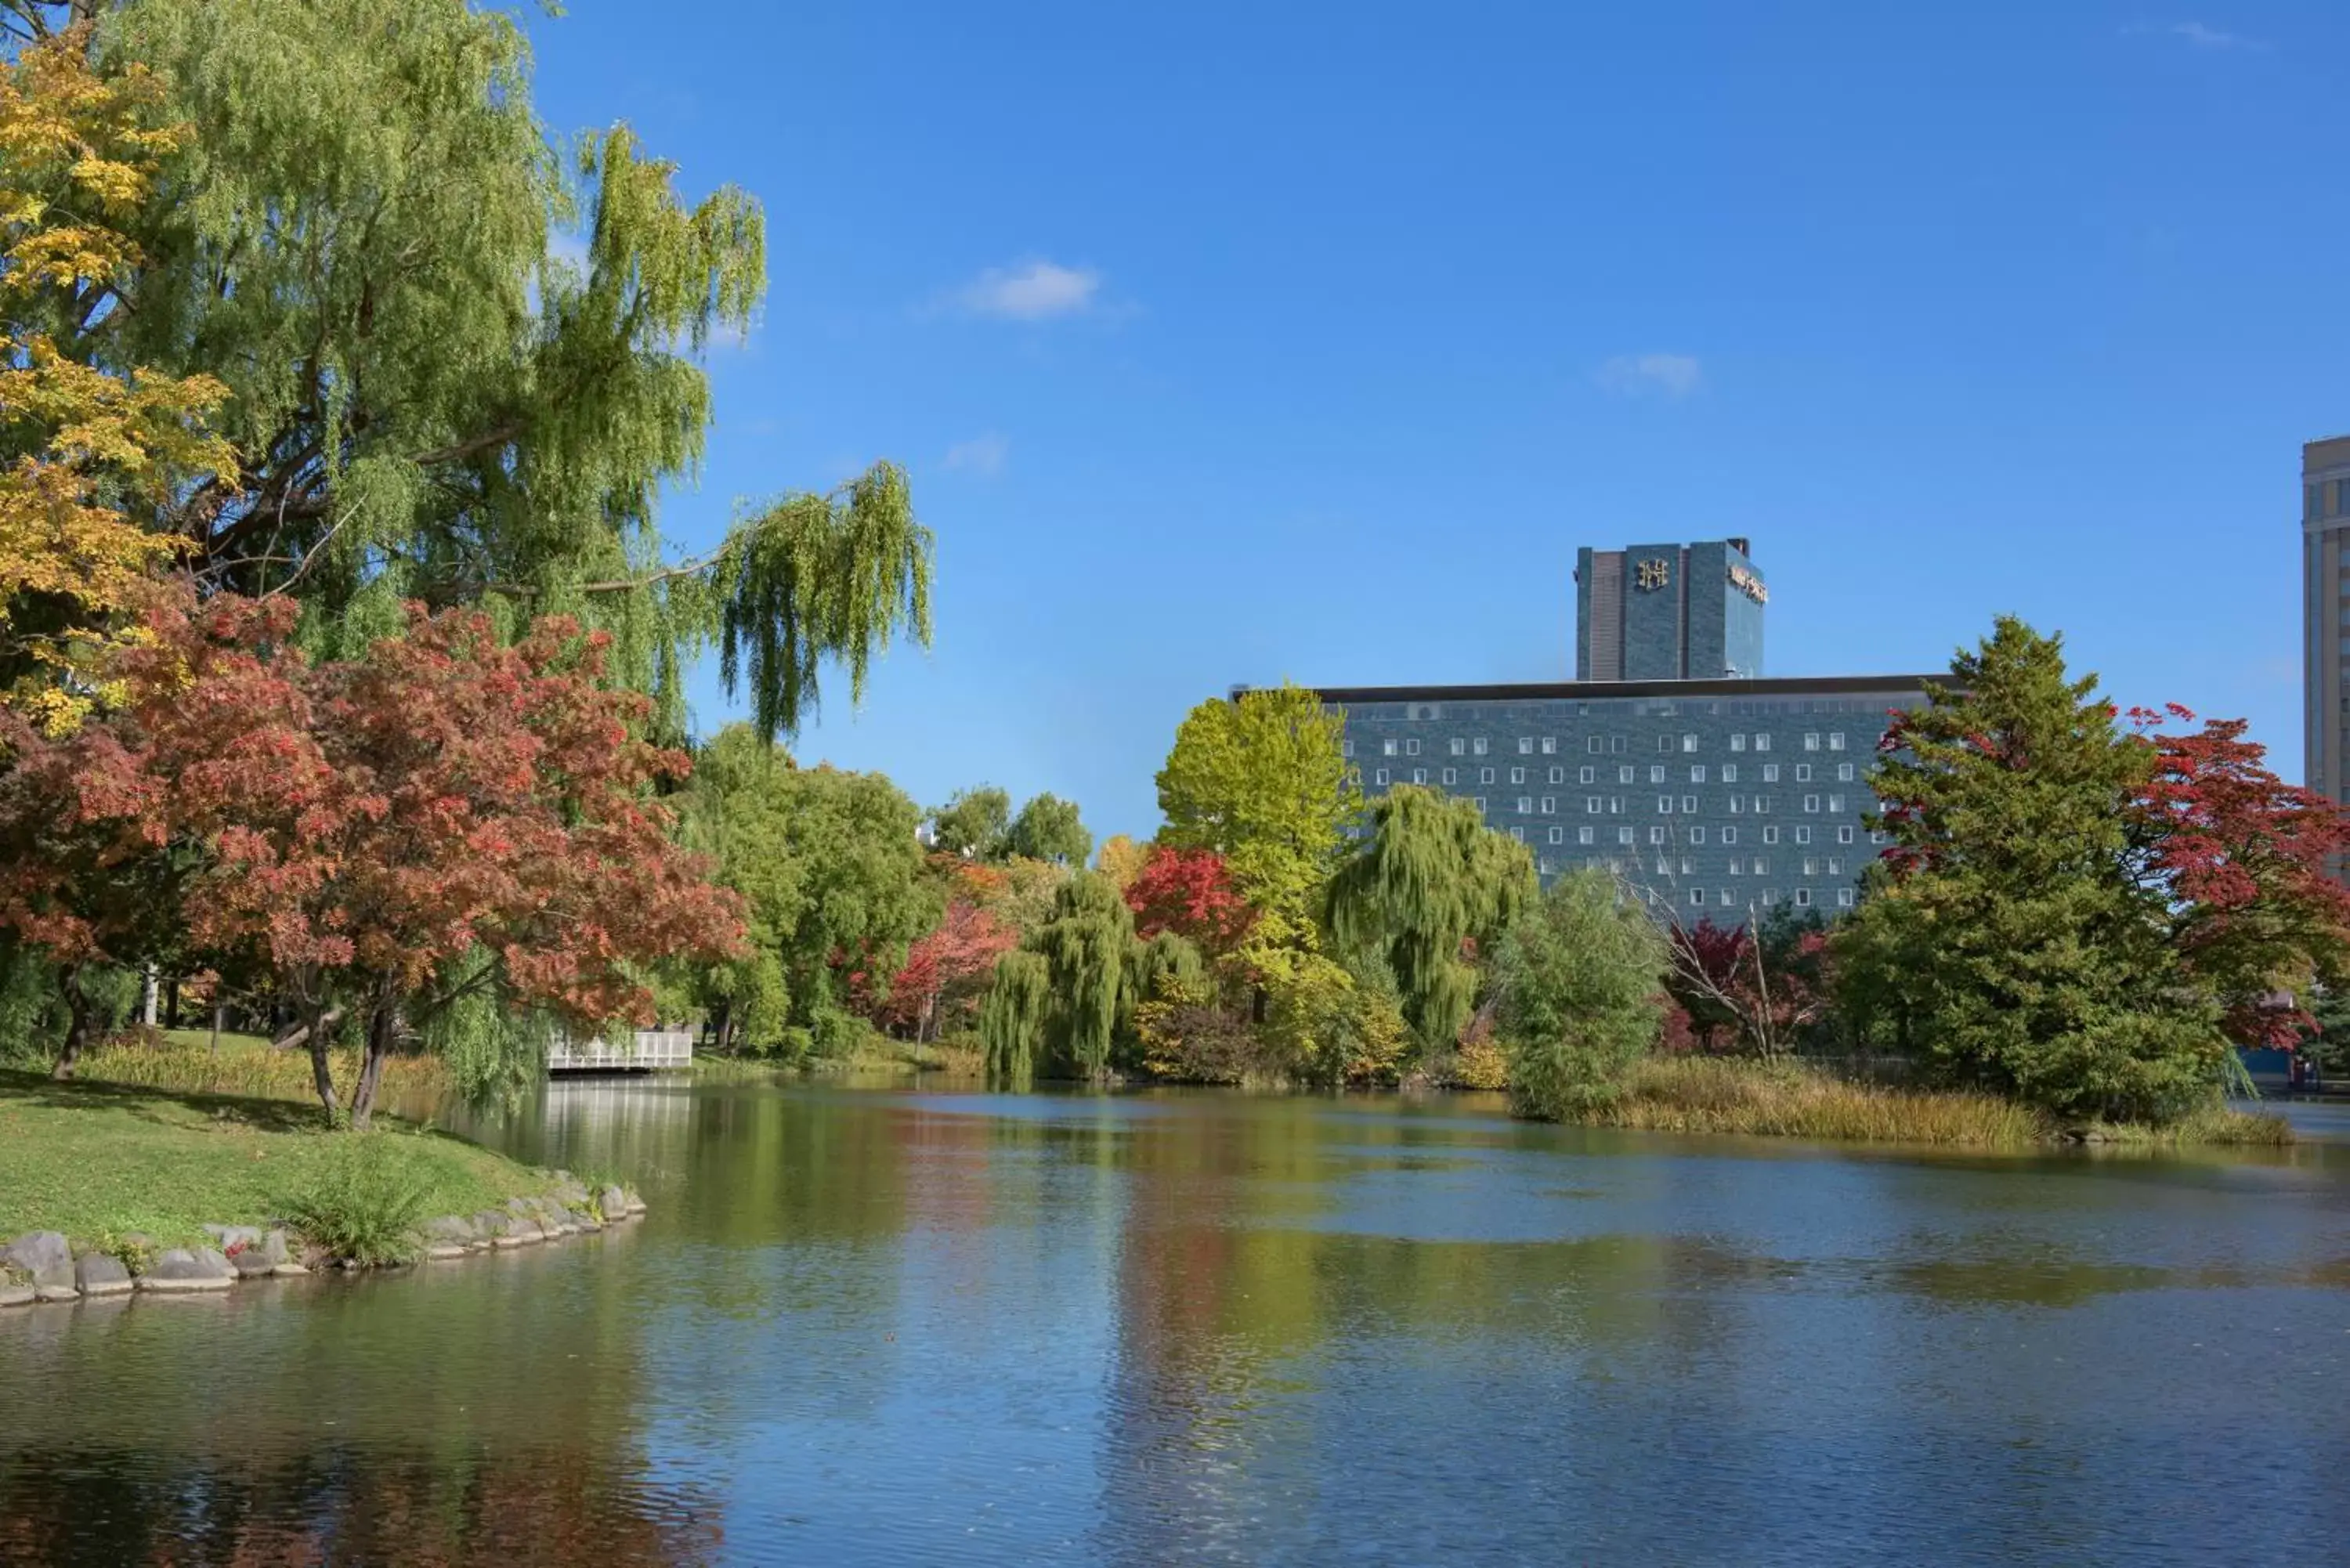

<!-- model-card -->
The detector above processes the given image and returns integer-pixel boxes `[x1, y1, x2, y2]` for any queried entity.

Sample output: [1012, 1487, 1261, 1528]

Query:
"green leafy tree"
[1006, 791, 1092, 867]
[1326, 786, 1535, 1059]
[928, 786, 1011, 861]
[7, 0, 928, 739]
[1497, 869, 1670, 1118]
[681, 727, 934, 1055]
[1156, 682, 1362, 1070]
[1834, 618, 2220, 1124]
[978, 872, 1180, 1081]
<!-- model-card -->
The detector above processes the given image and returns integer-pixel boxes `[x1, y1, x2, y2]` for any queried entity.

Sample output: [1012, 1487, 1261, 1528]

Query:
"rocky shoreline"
[0, 1177, 644, 1309]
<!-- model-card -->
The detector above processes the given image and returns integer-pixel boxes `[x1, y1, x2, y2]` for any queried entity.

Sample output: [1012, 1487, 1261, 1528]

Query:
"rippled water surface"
[4, 1079, 2349, 1566]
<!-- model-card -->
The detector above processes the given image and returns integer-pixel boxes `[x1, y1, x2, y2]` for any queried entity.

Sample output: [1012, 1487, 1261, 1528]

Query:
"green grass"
[0, 1070, 555, 1253]
[76, 1035, 453, 1105]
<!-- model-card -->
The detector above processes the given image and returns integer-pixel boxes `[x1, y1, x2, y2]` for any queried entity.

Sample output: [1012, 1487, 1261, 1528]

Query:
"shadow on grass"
[0, 1067, 340, 1135]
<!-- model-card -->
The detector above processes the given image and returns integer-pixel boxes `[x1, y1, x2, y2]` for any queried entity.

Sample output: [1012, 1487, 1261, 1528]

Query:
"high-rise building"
[2304, 436, 2350, 811]
[1304, 674, 1936, 914]
[1574, 538, 1767, 681]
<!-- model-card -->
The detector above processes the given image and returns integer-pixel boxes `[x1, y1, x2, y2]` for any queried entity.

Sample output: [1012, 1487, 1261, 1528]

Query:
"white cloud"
[943, 432, 1010, 476]
[1596, 353, 1704, 399]
[2128, 20, 2267, 49]
[953, 259, 1102, 320]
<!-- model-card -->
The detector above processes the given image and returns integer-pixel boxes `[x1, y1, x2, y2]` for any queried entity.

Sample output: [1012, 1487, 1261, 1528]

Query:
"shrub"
[276, 1134, 432, 1266]
[1497, 870, 1670, 1119]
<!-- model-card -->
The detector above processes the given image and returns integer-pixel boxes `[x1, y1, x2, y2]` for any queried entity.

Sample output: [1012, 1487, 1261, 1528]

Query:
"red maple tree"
[1123, 845, 1254, 959]
[2129, 705, 2350, 1048]
[0, 590, 746, 1123]
[871, 896, 1018, 1040]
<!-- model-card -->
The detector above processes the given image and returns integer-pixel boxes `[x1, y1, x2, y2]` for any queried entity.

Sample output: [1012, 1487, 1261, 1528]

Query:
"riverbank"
[0, 1072, 638, 1304]
[1554, 1056, 2294, 1148]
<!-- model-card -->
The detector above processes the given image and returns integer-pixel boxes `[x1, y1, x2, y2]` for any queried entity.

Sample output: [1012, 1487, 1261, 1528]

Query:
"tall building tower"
[1574, 538, 1767, 681]
[2304, 437, 2350, 808]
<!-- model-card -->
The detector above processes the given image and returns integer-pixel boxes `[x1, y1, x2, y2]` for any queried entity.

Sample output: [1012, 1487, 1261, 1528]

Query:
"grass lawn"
[0, 1071, 554, 1252]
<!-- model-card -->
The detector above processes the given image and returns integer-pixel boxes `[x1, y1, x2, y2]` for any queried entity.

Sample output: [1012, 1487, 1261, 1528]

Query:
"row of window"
[1520, 823, 1875, 847]
[1528, 863, 1859, 911]
[1369, 772, 1859, 817]
[1375, 761, 1859, 786]
[1363, 732, 1853, 759]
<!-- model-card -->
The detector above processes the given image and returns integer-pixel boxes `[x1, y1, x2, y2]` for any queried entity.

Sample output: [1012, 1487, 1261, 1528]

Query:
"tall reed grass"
[74, 1039, 450, 1108]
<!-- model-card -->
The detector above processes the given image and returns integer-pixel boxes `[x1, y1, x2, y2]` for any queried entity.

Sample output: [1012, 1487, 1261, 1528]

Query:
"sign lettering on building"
[1635, 558, 1671, 591]
[1727, 564, 1769, 604]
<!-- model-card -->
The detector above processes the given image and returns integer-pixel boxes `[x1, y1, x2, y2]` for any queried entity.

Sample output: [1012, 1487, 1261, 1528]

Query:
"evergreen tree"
[1835, 617, 2220, 1123]
[1496, 869, 1670, 1119]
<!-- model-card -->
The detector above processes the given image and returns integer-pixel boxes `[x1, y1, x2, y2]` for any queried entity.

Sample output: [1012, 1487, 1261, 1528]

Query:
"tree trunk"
[714, 1003, 736, 1057]
[348, 1001, 396, 1130]
[165, 977, 183, 1031]
[273, 1005, 344, 1053]
[209, 1003, 224, 1056]
[139, 965, 158, 1027]
[52, 965, 96, 1081]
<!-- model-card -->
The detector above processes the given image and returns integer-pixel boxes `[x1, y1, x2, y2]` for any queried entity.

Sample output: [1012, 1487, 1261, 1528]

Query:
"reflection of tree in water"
[0, 1229, 714, 1568]
[0, 1443, 719, 1567]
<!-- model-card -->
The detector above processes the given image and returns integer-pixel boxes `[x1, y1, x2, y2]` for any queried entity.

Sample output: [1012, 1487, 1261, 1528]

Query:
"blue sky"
[520, 2, 2344, 845]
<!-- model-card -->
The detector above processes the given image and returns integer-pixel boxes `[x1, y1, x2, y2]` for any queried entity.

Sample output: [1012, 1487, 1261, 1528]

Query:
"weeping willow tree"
[981, 949, 1051, 1086]
[2, 0, 930, 741]
[978, 873, 1201, 1083]
[1327, 786, 1537, 1059]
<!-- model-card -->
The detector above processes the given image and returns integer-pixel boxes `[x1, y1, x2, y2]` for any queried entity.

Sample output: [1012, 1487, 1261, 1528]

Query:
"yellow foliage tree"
[0, 25, 230, 732]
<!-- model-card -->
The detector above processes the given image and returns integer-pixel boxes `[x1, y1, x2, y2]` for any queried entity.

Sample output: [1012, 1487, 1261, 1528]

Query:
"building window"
[1728, 796, 1744, 815]
[1871, 830, 1888, 845]
[1474, 797, 1487, 811]
[1443, 768, 1458, 786]
[1538, 857, 1553, 874]
[1762, 764, 1780, 782]
[1649, 825, 1666, 844]
[1838, 826, 1854, 844]
[1511, 827, 1524, 842]
[1722, 826, 1737, 844]
[1755, 734, 1771, 752]
[1549, 768, 1565, 784]
[1838, 888, 1856, 909]
[1690, 888, 1707, 907]
[1719, 891, 1733, 908]
[1450, 738, 1466, 757]
[1795, 826, 1812, 844]
[1381, 739, 1398, 757]
[1728, 858, 1742, 876]
[1541, 796, 1556, 814]
[1755, 796, 1771, 813]
[1829, 732, 1847, 752]
[1405, 739, 1420, 756]
[1375, 768, 1390, 785]
[1611, 796, 1625, 814]
[1519, 737, 1535, 754]
[1341, 739, 1355, 758]
[1680, 856, 1695, 875]
[1542, 736, 1558, 754]
[1658, 795, 1674, 814]
[1518, 796, 1534, 814]
[1828, 793, 1846, 814]
[1795, 764, 1813, 782]
[1412, 768, 1427, 784]
[1587, 736, 1602, 753]
[1621, 765, 1636, 784]
[1804, 794, 1820, 813]
[1548, 827, 1564, 844]
[1510, 767, 1527, 784]
[1580, 766, 1596, 783]
[1795, 888, 1813, 908]
[1587, 796, 1603, 813]
[1838, 763, 1855, 782]
[1802, 856, 1818, 875]
[1804, 733, 1820, 751]
[1828, 856, 1844, 876]
[1658, 735, 1675, 753]
[1730, 734, 1748, 753]
[1682, 795, 1697, 814]
[1618, 827, 1636, 845]
[1481, 768, 1496, 784]
[1752, 855, 1768, 875]
[1690, 765, 1707, 783]
[1578, 826, 1594, 844]
[1610, 736, 1626, 754]
[1473, 737, 1489, 756]
[1722, 764, 1738, 783]
[1762, 826, 1780, 844]
[1760, 889, 1777, 906]
[1682, 734, 1698, 752]
[1689, 826, 1707, 845]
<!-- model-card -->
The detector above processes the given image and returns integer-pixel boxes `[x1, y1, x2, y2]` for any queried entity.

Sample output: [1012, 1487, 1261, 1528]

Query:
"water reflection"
[3, 1078, 2348, 1564]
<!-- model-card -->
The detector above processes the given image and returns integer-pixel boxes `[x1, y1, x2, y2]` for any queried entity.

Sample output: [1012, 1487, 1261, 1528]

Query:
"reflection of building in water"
[525, 1077, 703, 1181]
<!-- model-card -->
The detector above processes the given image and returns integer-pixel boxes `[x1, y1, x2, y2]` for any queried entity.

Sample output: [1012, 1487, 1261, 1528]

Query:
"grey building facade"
[2304, 435, 2350, 815]
[1575, 539, 1768, 681]
[1317, 674, 1940, 921]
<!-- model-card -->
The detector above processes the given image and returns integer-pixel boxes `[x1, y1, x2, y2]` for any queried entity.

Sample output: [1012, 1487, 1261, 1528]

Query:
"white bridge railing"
[546, 1028, 694, 1075]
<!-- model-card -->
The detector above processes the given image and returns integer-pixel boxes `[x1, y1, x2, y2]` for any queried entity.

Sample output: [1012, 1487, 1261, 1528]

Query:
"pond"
[2, 1078, 2348, 1565]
